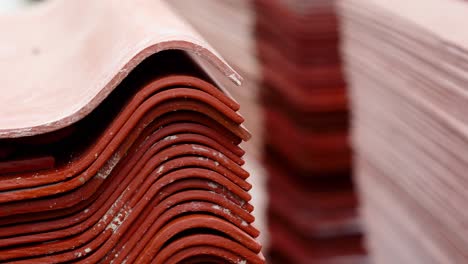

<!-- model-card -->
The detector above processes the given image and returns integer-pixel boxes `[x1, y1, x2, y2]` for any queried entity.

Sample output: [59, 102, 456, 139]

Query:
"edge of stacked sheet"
[0, 0, 265, 263]
[338, 0, 468, 262]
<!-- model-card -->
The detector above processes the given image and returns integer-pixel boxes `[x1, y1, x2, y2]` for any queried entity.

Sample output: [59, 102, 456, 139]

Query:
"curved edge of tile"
[0, 0, 241, 138]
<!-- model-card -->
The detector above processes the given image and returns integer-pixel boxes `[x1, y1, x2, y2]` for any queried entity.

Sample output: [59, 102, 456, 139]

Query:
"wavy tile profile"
[0, 0, 263, 263]
[0, 0, 241, 138]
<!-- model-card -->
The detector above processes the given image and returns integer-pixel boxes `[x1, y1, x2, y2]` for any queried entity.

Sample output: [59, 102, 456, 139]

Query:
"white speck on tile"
[229, 74, 241, 86]
[156, 166, 164, 174]
[96, 154, 120, 179]
[192, 145, 208, 152]
[208, 182, 218, 189]
[164, 135, 178, 141]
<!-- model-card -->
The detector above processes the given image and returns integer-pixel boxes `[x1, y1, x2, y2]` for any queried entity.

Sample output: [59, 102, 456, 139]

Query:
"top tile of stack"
[0, 0, 240, 138]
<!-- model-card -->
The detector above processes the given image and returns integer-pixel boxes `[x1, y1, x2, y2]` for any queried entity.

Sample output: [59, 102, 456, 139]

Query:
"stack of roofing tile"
[338, 0, 468, 262]
[254, 0, 366, 262]
[0, 0, 264, 263]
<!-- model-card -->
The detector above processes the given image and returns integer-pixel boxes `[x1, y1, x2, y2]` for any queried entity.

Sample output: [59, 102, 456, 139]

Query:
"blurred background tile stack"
[254, 0, 366, 263]
[339, 0, 468, 262]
